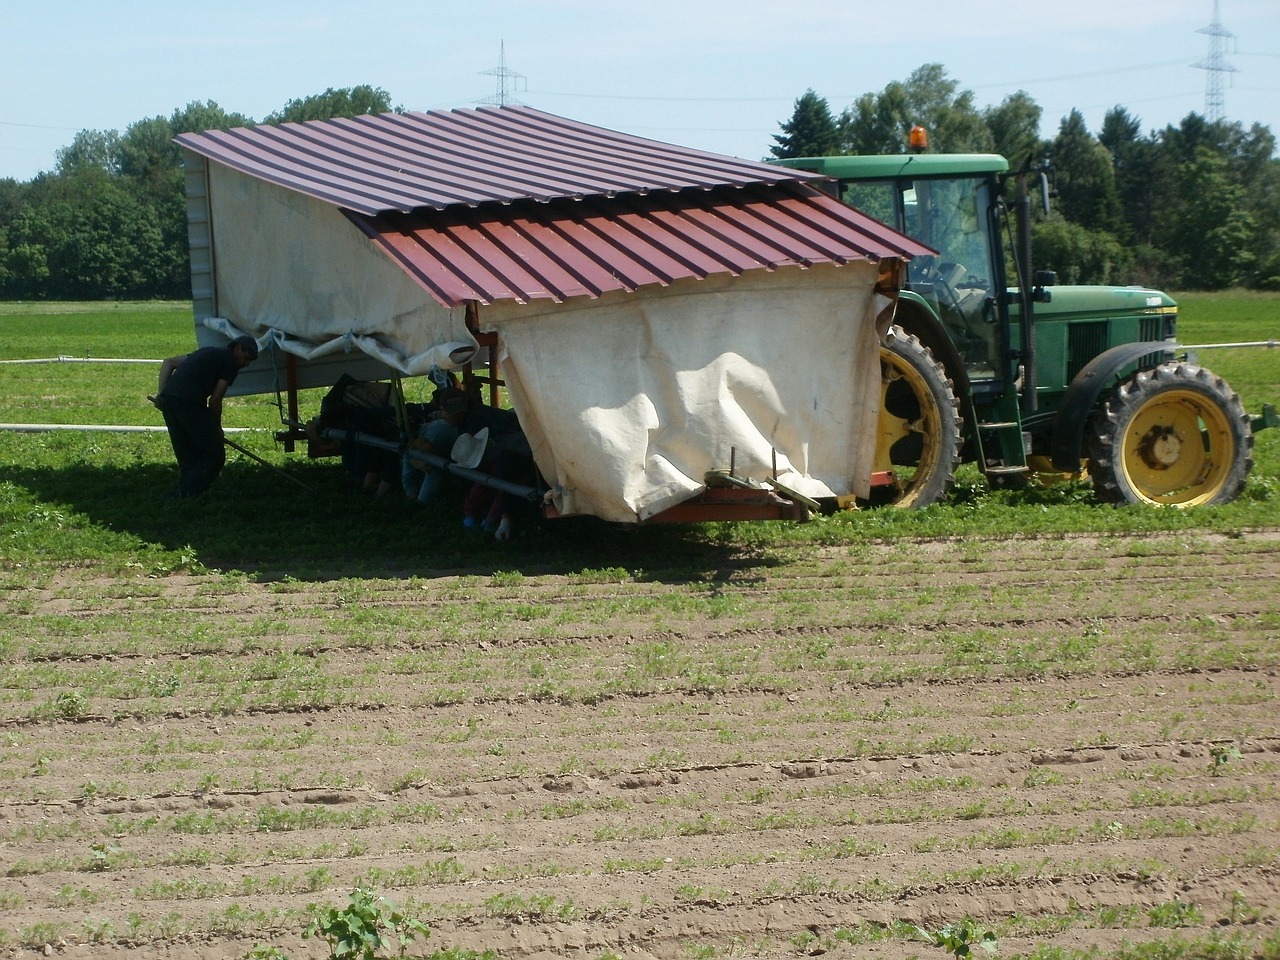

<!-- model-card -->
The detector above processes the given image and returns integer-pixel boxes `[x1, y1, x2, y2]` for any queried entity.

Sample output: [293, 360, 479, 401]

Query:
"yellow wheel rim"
[1120, 388, 1236, 506]
[877, 346, 945, 497]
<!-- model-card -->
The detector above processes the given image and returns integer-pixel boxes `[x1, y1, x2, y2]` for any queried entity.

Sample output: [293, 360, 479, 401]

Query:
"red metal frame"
[463, 302, 502, 408]
[643, 488, 811, 523]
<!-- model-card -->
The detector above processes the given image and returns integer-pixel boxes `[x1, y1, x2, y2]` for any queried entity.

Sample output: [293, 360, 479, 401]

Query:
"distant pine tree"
[770, 90, 840, 160]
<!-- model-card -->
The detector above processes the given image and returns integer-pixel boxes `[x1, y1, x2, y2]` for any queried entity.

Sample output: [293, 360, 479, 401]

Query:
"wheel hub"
[1136, 425, 1181, 469]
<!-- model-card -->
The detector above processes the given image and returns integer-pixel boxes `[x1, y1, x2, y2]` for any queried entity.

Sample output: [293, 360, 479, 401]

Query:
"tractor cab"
[788, 153, 1014, 387]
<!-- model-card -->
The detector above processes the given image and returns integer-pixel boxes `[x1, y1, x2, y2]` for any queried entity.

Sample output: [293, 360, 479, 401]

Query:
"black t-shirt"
[161, 346, 240, 402]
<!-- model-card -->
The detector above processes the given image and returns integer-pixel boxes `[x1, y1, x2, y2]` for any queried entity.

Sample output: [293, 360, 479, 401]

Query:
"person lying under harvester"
[451, 408, 538, 543]
[401, 387, 472, 503]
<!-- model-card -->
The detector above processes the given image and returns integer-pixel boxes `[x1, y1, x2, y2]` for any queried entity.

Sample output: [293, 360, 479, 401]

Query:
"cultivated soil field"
[3, 527, 1278, 960]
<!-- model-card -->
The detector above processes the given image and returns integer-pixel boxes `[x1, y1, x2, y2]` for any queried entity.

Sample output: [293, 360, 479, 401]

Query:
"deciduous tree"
[984, 92, 1044, 169]
[56, 130, 121, 177]
[839, 64, 992, 155]
[1033, 217, 1132, 285]
[265, 85, 398, 124]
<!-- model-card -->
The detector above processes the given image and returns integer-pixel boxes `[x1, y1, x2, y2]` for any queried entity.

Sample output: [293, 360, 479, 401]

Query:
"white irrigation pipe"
[1180, 340, 1279, 350]
[0, 356, 159, 365]
[0, 423, 251, 434]
[0, 356, 250, 433]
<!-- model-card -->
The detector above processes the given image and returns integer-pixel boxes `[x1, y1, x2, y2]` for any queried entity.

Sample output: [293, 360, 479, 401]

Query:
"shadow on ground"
[1, 456, 786, 584]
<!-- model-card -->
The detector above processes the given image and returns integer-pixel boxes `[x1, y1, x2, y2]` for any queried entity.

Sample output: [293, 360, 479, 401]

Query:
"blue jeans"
[401, 418, 460, 502]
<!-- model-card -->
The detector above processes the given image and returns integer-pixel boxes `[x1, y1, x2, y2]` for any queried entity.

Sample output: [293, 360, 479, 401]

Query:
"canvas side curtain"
[204, 164, 477, 377]
[485, 264, 886, 523]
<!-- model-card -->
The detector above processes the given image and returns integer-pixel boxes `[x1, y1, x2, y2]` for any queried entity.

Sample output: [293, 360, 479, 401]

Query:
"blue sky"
[1, 0, 1276, 182]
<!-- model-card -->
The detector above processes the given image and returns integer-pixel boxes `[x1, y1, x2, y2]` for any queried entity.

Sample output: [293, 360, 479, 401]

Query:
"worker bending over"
[154, 335, 258, 499]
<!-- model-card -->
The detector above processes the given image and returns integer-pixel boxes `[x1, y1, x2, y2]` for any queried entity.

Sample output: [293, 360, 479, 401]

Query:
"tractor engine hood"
[1014, 285, 1178, 322]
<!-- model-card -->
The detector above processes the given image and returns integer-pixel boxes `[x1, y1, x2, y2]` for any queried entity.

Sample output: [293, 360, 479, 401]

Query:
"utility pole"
[1192, 0, 1237, 123]
[480, 42, 527, 107]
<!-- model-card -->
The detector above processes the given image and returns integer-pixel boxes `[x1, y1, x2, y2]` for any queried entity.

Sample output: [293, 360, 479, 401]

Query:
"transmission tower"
[480, 42, 527, 106]
[1192, 0, 1237, 123]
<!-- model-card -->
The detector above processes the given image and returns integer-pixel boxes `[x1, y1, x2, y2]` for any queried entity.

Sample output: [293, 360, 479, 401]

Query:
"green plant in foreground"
[88, 841, 122, 872]
[50, 690, 88, 720]
[1147, 898, 1204, 928]
[304, 886, 429, 960]
[915, 920, 997, 958]
[1209, 743, 1243, 775]
[1229, 889, 1264, 924]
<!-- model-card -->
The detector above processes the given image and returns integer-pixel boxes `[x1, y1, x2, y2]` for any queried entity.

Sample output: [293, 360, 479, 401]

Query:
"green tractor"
[773, 150, 1274, 508]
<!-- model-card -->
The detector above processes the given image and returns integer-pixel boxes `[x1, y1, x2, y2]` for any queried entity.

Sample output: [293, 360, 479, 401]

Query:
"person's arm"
[208, 379, 232, 428]
[157, 355, 186, 394]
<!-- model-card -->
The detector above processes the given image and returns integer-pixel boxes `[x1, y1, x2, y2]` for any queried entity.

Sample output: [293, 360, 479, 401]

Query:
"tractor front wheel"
[1086, 362, 1252, 507]
[867, 325, 963, 508]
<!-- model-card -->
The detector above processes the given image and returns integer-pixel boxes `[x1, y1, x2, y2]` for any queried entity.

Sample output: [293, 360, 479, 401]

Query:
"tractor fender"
[892, 293, 972, 399]
[1049, 341, 1176, 471]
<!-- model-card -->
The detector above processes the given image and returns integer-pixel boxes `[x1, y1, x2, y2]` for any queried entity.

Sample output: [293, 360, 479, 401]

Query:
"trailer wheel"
[868, 325, 963, 508]
[1086, 362, 1252, 507]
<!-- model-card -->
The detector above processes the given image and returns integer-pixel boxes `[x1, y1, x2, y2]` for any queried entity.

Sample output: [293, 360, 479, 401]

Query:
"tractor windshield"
[842, 175, 1002, 379]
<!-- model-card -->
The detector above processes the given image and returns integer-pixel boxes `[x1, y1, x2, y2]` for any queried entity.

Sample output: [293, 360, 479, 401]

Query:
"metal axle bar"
[313, 424, 544, 504]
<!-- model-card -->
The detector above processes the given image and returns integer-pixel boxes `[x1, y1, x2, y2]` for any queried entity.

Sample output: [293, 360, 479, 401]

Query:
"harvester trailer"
[173, 106, 1271, 520]
[772, 148, 1276, 508]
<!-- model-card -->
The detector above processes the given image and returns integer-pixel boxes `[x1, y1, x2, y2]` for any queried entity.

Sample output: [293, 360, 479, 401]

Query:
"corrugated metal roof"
[175, 105, 824, 216]
[348, 182, 932, 307]
[177, 105, 932, 308]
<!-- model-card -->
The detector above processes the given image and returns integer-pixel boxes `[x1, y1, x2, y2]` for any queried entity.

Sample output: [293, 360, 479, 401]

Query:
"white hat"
[450, 427, 489, 470]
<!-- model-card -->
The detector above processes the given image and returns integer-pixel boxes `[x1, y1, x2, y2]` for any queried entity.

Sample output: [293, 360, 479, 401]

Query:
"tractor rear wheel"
[868, 325, 963, 508]
[1086, 362, 1252, 506]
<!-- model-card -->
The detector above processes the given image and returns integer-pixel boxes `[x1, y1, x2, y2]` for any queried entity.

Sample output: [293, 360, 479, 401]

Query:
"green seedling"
[915, 921, 998, 958]
[1147, 898, 1204, 928]
[88, 841, 122, 872]
[1210, 743, 1244, 775]
[304, 886, 429, 960]
[53, 690, 88, 719]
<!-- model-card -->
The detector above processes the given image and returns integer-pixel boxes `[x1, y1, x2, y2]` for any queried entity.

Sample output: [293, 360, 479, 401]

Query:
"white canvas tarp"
[484, 264, 887, 522]
[204, 164, 477, 376]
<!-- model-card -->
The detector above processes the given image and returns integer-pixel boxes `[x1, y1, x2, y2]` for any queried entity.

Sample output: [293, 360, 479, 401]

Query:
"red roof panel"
[349, 183, 933, 307]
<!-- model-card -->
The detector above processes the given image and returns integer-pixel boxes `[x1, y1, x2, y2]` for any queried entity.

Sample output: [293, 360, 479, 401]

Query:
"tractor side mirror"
[1033, 269, 1057, 303]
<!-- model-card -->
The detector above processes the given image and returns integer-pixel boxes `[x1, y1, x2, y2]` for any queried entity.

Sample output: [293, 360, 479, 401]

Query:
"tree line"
[772, 65, 1280, 292]
[0, 86, 398, 301]
[0, 70, 1276, 301]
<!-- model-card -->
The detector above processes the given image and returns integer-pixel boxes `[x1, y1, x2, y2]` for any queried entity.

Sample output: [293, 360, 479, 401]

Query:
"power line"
[973, 58, 1192, 90]
[529, 89, 787, 104]
[530, 57, 1206, 105]
[0, 119, 82, 131]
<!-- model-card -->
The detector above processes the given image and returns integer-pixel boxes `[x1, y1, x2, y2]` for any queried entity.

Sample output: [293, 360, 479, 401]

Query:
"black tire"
[867, 325, 963, 508]
[1086, 361, 1253, 507]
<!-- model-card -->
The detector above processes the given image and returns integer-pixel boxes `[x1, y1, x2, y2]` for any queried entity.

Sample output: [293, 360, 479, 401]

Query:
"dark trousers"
[161, 398, 224, 497]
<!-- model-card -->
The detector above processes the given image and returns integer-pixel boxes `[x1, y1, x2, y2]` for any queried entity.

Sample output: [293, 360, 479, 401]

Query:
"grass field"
[1, 294, 1279, 576]
[1, 296, 1278, 960]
